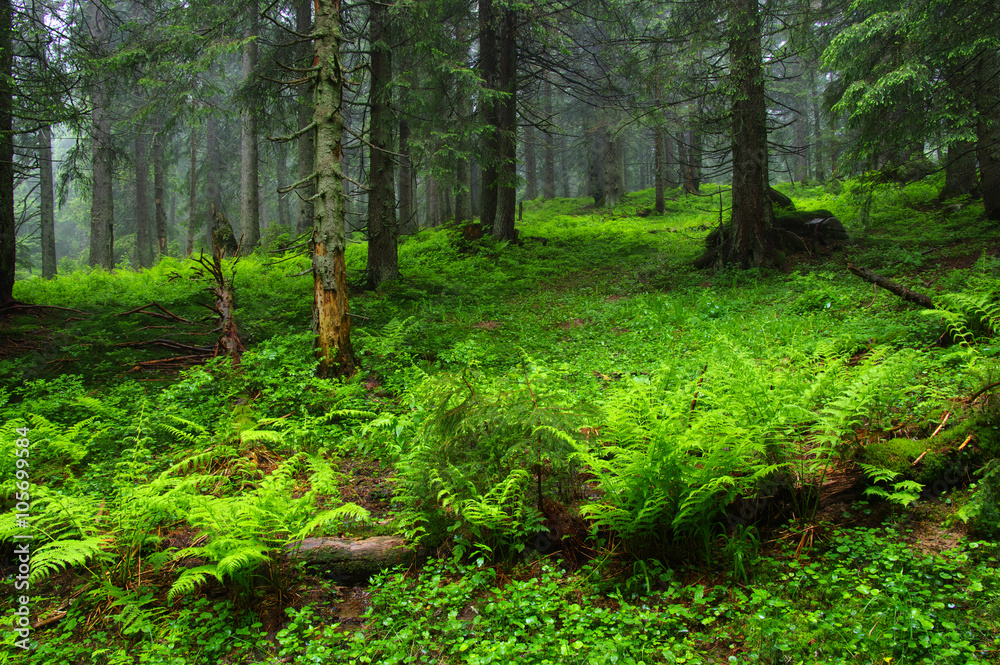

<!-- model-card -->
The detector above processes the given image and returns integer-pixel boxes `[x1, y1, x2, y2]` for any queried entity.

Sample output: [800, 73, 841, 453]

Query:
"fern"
[29, 536, 110, 583]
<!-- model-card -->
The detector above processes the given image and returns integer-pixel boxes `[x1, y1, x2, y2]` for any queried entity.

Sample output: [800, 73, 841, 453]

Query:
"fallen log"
[288, 536, 426, 583]
[847, 263, 935, 309]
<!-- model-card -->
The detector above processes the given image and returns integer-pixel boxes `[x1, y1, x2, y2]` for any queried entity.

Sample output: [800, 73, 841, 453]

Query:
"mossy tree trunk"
[153, 117, 169, 256]
[493, 6, 518, 241]
[134, 129, 153, 268]
[312, 0, 354, 378]
[723, 0, 775, 268]
[240, 14, 261, 253]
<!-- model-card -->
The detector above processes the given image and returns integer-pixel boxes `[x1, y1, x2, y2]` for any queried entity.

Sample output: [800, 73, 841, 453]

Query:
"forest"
[2, 0, 1000, 662]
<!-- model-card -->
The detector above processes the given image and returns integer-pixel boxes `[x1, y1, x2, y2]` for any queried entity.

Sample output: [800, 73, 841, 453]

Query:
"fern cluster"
[393, 360, 587, 558]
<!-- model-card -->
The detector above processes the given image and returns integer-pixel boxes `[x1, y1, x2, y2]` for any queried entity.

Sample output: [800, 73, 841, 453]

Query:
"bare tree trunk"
[205, 114, 222, 250]
[186, 122, 197, 256]
[809, 68, 824, 182]
[365, 0, 399, 289]
[240, 16, 260, 252]
[0, 0, 12, 302]
[602, 126, 623, 207]
[585, 107, 604, 206]
[135, 130, 153, 268]
[275, 141, 290, 229]
[153, 120, 168, 256]
[426, 175, 438, 226]
[976, 51, 1000, 220]
[794, 111, 808, 183]
[478, 0, 498, 232]
[398, 119, 416, 233]
[723, 0, 775, 268]
[941, 141, 978, 200]
[543, 77, 555, 199]
[88, 0, 114, 270]
[312, 0, 354, 378]
[38, 125, 56, 278]
[653, 127, 665, 214]
[455, 157, 470, 223]
[296, 0, 315, 235]
[524, 123, 537, 200]
[560, 131, 570, 197]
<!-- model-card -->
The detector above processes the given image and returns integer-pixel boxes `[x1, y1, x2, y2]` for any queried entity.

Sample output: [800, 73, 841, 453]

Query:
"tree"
[240, 12, 261, 252]
[0, 0, 13, 304]
[722, 0, 775, 268]
[88, 0, 115, 270]
[365, 0, 399, 289]
[311, 0, 354, 378]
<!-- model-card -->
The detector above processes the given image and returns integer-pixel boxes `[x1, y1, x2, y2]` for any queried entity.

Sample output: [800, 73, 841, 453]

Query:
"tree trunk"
[205, 114, 222, 250]
[478, 0, 498, 232]
[275, 141, 290, 229]
[794, 111, 808, 183]
[153, 120, 168, 256]
[653, 127, 665, 214]
[940, 141, 978, 200]
[524, 123, 537, 200]
[0, 0, 12, 303]
[425, 175, 438, 226]
[38, 125, 56, 278]
[560, 131, 570, 197]
[585, 107, 604, 206]
[398, 119, 416, 233]
[312, 0, 354, 378]
[723, 0, 775, 268]
[240, 18, 260, 252]
[975, 51, 1000, 220]
[455, 156, 470, 224]
[602, 126, 624, 207]
[296, 0, 315, 235]
[809, 67, 825, 182]
[365, 0, 399, 289]
[493, 7, 517, 243]
[134, 130, 153, 268]
[187, 122, 197, 256]
[543, 77, 556, 199]
[88, 0, 114, 270]
[685, 126, 702, 194]
[290, 536, 425, 583]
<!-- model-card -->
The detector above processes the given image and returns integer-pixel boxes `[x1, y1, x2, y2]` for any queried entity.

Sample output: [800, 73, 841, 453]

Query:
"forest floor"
[3, 175, 1000, 663]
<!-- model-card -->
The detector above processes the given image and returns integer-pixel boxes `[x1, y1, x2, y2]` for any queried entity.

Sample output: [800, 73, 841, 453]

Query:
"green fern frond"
[293, 503, 372, 540]
[29, 536, 109, 583]
[167, 565, 220, 601]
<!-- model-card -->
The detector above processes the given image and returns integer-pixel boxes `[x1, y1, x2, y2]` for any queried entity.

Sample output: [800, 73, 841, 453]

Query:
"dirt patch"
[559, 318, 586, 330]
[472, 320, 502, 330]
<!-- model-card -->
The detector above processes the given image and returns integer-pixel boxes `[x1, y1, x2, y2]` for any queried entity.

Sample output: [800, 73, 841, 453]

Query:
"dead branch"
[847, 264, 935, 309]
[119, 302, 193, 323]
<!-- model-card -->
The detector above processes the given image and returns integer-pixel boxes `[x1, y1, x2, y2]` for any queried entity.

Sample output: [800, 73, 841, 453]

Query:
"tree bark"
[312, 0, 354, 378]
[240, 17, 260, 252]
[941, 141, 978, 200]
[134, 130, 153, 268]
[296, 0, 315, 235]
[0, 0, 12, 302]
[365, 0, 399, 289]
[653, 127, 665, 214]
[153, 120, 168, 256]
[975, 51, 1000, 220]
[88, 0, 114, 270]
[524, 123, 537, 200]
[602, 126, 624, 207]
[290, 536, 425, 583]
[205, 113, 222, 250]
[478, 0, 499, 233]
[275, 141, 290, 229]
[38, 125, 56, 278]
[398, 119, 416, 233]
[723, 0, 775, 268]
[186, 122, 197, 256]
[543, 77, 556, 199]
[809, 67, 824, 182]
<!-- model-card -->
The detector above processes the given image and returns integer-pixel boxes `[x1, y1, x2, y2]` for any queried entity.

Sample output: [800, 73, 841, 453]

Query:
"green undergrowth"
[3, 174, 1000, 663]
